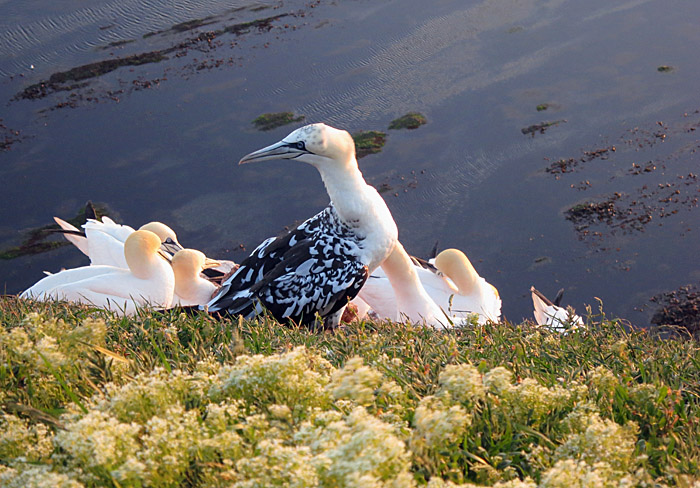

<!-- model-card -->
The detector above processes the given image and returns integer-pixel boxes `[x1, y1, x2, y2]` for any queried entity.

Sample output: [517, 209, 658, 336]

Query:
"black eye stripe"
[287, 141, 306, 151]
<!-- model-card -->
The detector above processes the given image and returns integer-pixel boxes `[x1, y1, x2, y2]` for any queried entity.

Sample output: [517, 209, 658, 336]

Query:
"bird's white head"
[139, 222, 179, 244]
[239, 123, 356, 169]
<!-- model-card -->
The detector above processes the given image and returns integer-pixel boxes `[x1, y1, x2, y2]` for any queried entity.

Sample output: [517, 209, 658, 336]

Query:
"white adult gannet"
[356, 248, 501, 325]
[205, 123, 398, 328]
[530, 286, 584, 332]
[54, 216, 179, 267]
[170, 249, 220, 306]
[54, 216, 234, 279]
[365, 242, 448, 327]
[21, 230, 175, 315]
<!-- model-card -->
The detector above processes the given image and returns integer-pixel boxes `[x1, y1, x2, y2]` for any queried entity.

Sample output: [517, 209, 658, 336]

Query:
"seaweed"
[388, 112, 427, 130]
[15, 14, 289, 102]
[17, 52, 168, 100]
[252, 112, 305, 131]
[650, 284, 700, 336]
[352, 131, 386, 159]
[0, 202, 110, 260]
[521, 119, 566, 136]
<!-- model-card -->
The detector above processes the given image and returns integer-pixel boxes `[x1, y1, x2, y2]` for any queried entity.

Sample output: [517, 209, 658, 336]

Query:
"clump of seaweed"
[352, 131, 387, 159]
[0, 120, 23, 151]
[650, 284, 700, 336]
[388, 112, 427, 130]
[14, 14, 289, 102]
[536, 103, 549, 112]
[0, 202, 110, 260]
[521, 119, 566, 136]
[252, 112, 305, 131]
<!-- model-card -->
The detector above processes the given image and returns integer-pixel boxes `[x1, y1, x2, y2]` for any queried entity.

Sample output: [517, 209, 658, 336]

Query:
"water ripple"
[0, 0, 278, 77]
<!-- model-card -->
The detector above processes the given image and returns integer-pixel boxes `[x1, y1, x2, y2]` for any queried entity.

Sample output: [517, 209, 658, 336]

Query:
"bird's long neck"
[126, 249, 159, 279]
[380, 242, 428, 304]
[448, 262, 479, 296]
[316, 160, 373, 224]
[173, 267, 200, 298]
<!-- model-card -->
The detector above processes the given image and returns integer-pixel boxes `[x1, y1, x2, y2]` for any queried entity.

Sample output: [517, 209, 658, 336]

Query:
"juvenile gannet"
[170, 249, 220, 306]
[530, 286, 584, 332]
[21, 230, 175, 315]
[205, 123, 398, 328]
[356, 248, 501, 325]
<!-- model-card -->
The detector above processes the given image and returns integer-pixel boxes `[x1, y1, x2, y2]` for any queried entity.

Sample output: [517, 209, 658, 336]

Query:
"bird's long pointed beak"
[160, 238, 184, 257]
[238, 140, 304, 165]
[203, 257, 222, 270]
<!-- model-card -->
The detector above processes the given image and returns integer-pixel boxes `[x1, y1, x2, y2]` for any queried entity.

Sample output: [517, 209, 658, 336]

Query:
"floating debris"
[143, 16, 218, 38]
[536, 103, 549, 112]
[650, 284, 700, 336]
[521, 119, 566, 136]
[388, 112, 427, 130]
[0, 120, 23, 151]
[252, 112, 304, 131]
[545, 146, 616, 175]
[352, 130, 386, 158]
[657, 65, 674, 73]
[14, 14, 290, 102]
[16, 52, 168, 100]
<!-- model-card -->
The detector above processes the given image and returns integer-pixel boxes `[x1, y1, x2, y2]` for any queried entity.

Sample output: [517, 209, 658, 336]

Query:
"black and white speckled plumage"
[205, 205, 369, 327]
[203, 123, 398, 328]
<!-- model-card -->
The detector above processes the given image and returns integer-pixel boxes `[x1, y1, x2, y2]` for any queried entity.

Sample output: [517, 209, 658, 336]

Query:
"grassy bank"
[0, 297, 698, 487]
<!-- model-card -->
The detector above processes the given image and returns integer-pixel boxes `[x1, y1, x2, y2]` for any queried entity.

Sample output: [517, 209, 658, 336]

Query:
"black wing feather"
[205, 205, 367, 327]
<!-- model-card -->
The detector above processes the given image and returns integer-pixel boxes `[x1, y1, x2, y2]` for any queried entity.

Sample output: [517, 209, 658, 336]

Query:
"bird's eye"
[296, 141, 305, 150]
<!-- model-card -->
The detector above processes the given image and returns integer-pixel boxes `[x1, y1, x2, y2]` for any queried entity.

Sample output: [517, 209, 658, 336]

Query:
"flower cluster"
[211, 346, 333, 415]
[0, 413, 53, 462]
[296, 406, 414, 487]
[1, 314, 688, 488]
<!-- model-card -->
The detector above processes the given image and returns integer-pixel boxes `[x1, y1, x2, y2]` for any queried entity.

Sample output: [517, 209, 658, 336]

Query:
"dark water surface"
[1, 0, 699, 325]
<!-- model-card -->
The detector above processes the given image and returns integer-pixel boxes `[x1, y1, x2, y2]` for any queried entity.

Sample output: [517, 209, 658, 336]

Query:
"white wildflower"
[555, 411, 638, 472]
[413, 396, 470, 449]
[330, 356, 383, 406]
[0, 464, 84, 488]
[0, 414, 53, 462]
[139, 405, 203, 485]
[233, 439, 317, 488]
[437, 363, 485, 405]
[54, 410, 141, 470]
[212, 346, 333, 412]
[297, 407, 413, 487]
[483, 367, 513, 395]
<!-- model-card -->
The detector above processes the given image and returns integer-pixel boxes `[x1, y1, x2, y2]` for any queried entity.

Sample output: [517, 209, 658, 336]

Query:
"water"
[1, 0, 699, 325]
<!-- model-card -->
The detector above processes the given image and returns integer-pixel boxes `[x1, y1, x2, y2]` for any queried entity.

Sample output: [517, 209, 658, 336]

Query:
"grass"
[0, 296, 698, 487]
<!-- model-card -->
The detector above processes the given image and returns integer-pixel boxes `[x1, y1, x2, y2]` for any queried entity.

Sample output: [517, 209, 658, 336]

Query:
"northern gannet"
[365, 242, 448, 327]
[530, 286, 584, 332]
[20, 230, 175, 315]
[171, 249, 220, 306]
[54, 216, 235, 280]
[205, 123, 398, 328]
[54, 216, 178, 268]
[356, 248, 501, 325]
